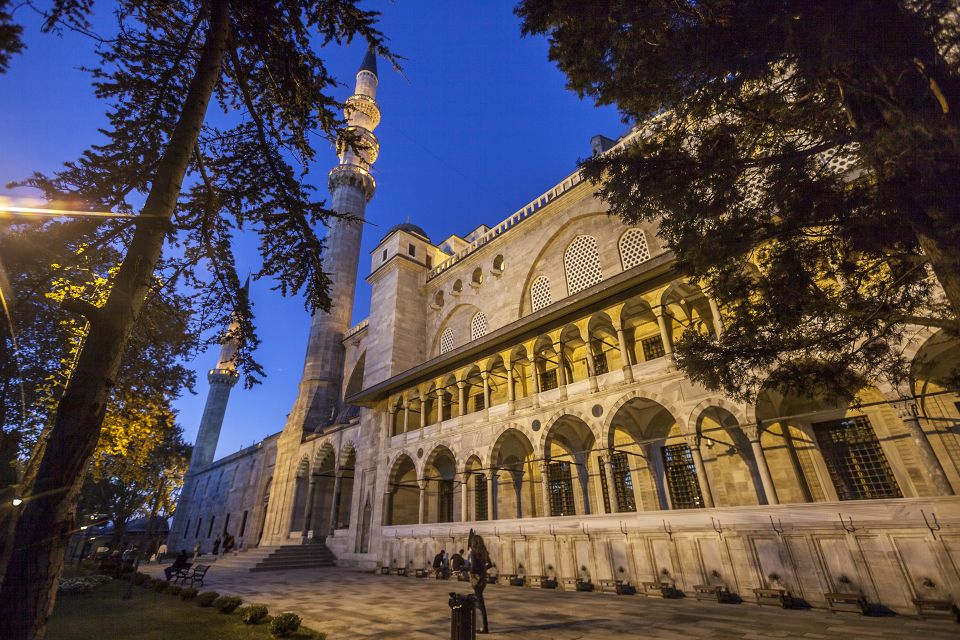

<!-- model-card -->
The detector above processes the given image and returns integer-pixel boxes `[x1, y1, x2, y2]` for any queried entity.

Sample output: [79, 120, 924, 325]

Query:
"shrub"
[213, 595, 242, 613]
[150, 578, 168, 592]
[239, 604, 269, 625]
[269, 612, 301, 637]
[132, 573, 149, 585]
[165, 584, 182, 595]
[57, 574, 112, 595]
[195, 591, 220, 607]
[180, 587, 199, 601]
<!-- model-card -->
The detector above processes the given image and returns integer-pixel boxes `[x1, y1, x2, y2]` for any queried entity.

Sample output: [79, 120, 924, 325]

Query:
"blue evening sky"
[1, 2, 623, 459]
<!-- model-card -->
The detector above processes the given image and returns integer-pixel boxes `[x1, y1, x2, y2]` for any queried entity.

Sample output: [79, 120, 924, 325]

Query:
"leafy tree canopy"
[518, 0, 960, 401]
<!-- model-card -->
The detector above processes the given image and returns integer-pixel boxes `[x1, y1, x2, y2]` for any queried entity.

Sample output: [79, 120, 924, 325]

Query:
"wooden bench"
[175, 564, 210, 588]
[694, 584, 736, 604]
[753, 587, 795, 608]
[913, 598, 959, 622]
[825, 592, 868, 615]
[575, 579, 594, 592]
[642, 581, 682, 598]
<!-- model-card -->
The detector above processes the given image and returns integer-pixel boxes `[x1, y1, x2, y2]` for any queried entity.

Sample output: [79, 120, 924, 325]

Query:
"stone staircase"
[205, 546, 278, 571]
[249, 541, 337, 572]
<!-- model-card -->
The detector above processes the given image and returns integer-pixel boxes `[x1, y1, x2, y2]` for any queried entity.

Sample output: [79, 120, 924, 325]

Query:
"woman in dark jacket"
[468, 530, 490, 634]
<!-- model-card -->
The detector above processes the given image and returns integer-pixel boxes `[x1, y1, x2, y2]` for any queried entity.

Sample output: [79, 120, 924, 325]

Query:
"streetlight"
[12, 497, 22, 506]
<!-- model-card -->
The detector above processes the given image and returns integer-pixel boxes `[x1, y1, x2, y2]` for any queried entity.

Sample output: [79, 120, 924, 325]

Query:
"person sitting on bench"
[164, 550, 190, 581]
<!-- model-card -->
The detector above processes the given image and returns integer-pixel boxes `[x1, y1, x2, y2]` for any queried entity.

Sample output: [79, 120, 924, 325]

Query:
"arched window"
[530, 276, 551, 312]
[492, 254, 505, 275]
[618, 228, 652, 270]
[564, 235, 602, 295]
[470, 312, 487, 340]
[452, 279, 463, 295]
[471, 267, 483, 287]
[439, 327, 455, 354]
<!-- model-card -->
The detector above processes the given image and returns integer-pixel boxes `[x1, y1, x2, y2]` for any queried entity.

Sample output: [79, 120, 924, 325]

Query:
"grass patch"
[48, 580, 317, 640]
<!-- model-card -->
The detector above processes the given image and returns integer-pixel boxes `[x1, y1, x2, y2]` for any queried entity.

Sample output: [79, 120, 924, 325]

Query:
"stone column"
[686, 435, 714, 508]
[418, 483, 426, 525]
[419, 395, 427, 429]
[437, 390, 447, 422]
[585, 348, 599, 392]
[457, 381, 467, 417]
[652, 307, 674, 358]
[302, 476, 318, 536]
[556, 343, 567, 387]
[602, 455, 619, 513]
[481, 371, 491, 410]
[706, 294, 724, 338]
[328, 471, 342, 534]
[528, 358, 540, 408]
[742, 424, 778, 505]
[539, 463, 553, 517]
[487, 473, 496, 521]
[403, 399, 411, 433]
[461, 473, 469, 522]
[894, 400, 954, 496]
[615, 327, 635, 383]
[506, 366, 516, 405]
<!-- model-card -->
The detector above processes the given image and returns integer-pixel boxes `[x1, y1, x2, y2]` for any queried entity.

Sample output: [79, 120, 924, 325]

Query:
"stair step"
[250, 541, 338, 572]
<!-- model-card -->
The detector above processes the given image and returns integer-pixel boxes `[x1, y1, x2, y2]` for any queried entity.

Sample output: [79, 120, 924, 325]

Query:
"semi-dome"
[383, 222, 430, 242]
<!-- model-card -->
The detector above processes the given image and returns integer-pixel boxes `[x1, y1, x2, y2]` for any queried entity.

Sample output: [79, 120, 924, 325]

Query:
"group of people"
[433, 531, 491, 634]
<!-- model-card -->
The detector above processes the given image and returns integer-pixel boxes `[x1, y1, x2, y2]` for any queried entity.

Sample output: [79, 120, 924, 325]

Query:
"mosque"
[168, 50, 960, 614]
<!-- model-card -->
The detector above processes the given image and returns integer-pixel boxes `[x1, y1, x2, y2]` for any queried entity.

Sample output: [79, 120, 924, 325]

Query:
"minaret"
[188, 282, 244, 470]
[288, 48, 380, 432]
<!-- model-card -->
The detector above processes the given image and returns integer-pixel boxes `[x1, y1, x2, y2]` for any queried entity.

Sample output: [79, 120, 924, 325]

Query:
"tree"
[79, 414, 190, 548]
[518, 0, 960, 400]
[0, 2, 390, 637]
[0, 0, 24, 73]
[0, 218, 195, 578]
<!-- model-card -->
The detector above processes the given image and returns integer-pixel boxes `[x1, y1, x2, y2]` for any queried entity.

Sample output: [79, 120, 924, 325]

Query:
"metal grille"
[439, 327, 454, 354]
[531, 276, 551, 312]
[564, 235, 603, 295]
[548, 461, 576, 516]
[472, 394, 485, 412]
[438, 479, 454, 522]
[598, 458, 611, 513]
[539, 368, 558, 391]
[619, 228, 652, 270]
[641, 335, 666, 361]
[611, 451, 636, 512]
[593, 350, 609, 375]
[812, 416, 902, 501]
[662, 444, 704, 509]
[470, 312, 487, 340]
[474, 474, 488, 520]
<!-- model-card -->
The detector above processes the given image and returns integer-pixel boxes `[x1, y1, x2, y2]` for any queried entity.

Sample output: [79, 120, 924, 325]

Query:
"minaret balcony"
[208, 367, 240, 385]
[328, 163, 376, 200]
[345, 94, 381, 129]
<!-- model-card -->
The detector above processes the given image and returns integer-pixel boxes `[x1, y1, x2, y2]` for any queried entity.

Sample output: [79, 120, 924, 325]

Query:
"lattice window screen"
[530, 276, 551, 312]
[470, 312, 487, 340]
[439, 327, 454, 354]
[619, 228, 652, 270]
[564, 235, 603, 295]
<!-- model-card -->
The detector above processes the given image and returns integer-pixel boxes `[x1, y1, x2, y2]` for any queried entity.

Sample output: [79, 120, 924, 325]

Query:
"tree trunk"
[0, 2, 231, 637]
[914, 222, 960, 318]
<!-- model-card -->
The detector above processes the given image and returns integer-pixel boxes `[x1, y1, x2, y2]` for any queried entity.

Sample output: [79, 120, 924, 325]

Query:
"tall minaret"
[289, 48, 380, 432]
[188, 282, 244, 469]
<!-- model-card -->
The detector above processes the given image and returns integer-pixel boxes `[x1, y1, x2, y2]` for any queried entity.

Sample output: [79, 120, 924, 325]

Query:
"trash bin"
[448, 591, 476, 640]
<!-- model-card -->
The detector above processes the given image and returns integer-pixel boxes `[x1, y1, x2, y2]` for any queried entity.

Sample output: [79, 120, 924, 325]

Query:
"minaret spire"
[286, 47, 381, 433]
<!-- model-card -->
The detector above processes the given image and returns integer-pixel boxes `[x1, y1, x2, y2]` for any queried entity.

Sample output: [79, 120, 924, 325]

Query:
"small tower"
[289, 47, 381, 432]
[188, 283, 245, 470]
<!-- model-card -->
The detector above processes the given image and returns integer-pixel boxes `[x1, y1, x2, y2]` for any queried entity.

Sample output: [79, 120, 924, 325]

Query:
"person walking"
[468, 531, 490, 634]
[155, 542, 168, 563]
[212, 535, 222, 556]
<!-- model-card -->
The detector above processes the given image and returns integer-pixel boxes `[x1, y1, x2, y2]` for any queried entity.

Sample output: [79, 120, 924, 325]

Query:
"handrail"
[344, 318, 369, 339]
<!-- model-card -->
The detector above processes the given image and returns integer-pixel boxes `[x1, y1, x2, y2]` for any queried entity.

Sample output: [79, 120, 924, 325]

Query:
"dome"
[383, 222, 430, 242]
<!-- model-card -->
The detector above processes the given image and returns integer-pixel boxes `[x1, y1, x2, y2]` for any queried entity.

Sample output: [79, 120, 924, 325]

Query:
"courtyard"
[140, 563, 959, 640]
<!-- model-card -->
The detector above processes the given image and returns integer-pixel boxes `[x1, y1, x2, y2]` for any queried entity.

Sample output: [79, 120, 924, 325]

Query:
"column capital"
[480, 371, 490, 381]
[740, 423, 763, 442]
[456, 380, 467, 390]
[651, 305, 667, 318]
[892, 399, 919, 421]
[684, 434, 702, 449]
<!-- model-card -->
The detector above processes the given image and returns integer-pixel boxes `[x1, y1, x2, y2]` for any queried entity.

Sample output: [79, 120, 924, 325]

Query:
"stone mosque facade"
[169, 51, 960, 613]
